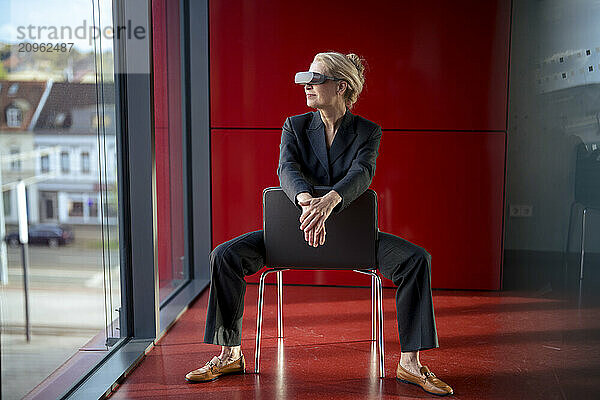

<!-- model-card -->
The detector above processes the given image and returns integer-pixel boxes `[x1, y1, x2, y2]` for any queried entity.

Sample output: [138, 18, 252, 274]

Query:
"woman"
[186, 51, 453, 396]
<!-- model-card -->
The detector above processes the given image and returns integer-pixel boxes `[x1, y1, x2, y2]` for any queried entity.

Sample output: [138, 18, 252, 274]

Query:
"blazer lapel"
[307, 111, 330, 178]
[328, 109, 357, 165]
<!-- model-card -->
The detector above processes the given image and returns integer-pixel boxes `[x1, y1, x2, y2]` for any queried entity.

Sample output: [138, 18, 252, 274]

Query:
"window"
[68, 200, 84, 217]
[7, 83, 18, 95]
[55, 113, 66, 127]
[41, 154, 50, 173]
[10, 148, 21, 171]
[88, 197, 98, 217]
[81, 152, 90, 173]
[3, 191, 10, 216]
[54, 112, 72, 128]
[61, 151, 70, 173]
[6, 106, 22, 128]
[0, 2, 126, 399]
[91, 113, 111, 130]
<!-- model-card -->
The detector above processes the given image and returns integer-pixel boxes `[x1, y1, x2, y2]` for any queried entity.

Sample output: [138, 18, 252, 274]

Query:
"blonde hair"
[313, 51, 366, 109]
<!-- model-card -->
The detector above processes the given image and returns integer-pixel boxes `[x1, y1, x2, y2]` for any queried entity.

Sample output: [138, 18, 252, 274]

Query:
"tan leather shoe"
[185, 354, 246, 383]
[396, 363, 453, 396]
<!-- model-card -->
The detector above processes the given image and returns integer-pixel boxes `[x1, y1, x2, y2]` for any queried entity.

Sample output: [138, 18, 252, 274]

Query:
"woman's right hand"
[300, 203, 326, 247]
[296, 193, 325, 247]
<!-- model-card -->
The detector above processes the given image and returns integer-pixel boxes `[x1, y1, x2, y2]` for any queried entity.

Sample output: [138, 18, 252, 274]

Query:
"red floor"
[108, 284, 600, 399]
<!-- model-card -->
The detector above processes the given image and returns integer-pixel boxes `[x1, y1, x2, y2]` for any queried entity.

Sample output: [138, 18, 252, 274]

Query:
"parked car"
[4, 224, 74, 247]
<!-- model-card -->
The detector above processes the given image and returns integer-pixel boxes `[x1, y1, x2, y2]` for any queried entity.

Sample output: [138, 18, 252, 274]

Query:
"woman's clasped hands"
[297, 191, 342, 247]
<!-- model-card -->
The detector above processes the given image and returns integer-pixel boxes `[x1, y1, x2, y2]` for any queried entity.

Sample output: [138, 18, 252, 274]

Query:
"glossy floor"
[108, 284, 600, 399]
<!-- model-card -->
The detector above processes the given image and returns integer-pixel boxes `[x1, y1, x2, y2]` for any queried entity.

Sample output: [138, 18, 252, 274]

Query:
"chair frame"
[565, 202, 600, 306]
[254, 268, 385, 377]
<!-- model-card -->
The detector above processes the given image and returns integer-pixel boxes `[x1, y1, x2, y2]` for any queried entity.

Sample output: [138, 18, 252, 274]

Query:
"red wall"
[210, 0, 510, 289]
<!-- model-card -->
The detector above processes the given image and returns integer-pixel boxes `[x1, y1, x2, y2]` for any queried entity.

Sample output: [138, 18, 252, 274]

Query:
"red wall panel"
[211, 130, 505, 290]
[209, 0, 511, 131]
[375, 131, 505, 290]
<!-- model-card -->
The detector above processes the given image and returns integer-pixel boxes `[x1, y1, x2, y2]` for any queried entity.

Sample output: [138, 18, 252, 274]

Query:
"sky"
[0, 0, 114, 52]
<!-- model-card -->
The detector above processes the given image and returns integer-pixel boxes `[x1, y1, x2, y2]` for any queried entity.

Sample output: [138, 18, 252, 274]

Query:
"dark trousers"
[203, 229, 439, 352]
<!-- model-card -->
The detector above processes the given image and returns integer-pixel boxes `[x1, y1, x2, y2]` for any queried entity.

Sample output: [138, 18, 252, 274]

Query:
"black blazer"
[277, 108, 382, 214]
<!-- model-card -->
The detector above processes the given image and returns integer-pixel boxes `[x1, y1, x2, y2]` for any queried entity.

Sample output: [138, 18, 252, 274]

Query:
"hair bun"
[346, 53, 365, 79]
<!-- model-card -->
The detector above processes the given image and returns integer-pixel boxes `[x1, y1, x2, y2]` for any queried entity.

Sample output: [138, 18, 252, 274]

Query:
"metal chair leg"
[255, 270, 268, 374]
[579, 208, 588, 307]
[354, 269, 385, 378]
[277, 270, 283, 338]
[255, 268, 288, 374]
[371, 275, 376, 341]
[375, 273, 385, 378]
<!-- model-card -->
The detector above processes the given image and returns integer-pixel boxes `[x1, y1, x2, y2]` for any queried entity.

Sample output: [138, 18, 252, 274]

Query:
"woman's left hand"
[298, 191, 341, 235]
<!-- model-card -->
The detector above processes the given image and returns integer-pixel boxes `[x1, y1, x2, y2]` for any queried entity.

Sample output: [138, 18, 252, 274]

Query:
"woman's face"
[304, 61, 345, 110]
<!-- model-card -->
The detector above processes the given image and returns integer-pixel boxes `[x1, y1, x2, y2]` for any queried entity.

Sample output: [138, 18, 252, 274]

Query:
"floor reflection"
[368, 341, 383, 399]
[276, 337, 287, 399]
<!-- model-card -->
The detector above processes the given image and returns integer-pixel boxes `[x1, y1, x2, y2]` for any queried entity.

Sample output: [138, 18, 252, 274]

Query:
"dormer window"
[53, 112, 72, 128]
[8, 83, 19, 96]
[6, 105, 23, 128]
[55, 113, 66, 126]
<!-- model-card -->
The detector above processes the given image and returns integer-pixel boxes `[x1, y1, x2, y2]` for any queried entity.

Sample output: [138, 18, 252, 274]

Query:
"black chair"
[254, 186, 384, 377]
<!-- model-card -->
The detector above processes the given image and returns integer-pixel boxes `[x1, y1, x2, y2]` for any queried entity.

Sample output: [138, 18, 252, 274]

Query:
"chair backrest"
[575, 143, 600, 207]
[263, 186, 378, 269]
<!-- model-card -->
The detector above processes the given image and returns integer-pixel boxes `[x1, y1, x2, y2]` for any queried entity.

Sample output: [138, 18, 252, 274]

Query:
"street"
[1, 227, 121, 400]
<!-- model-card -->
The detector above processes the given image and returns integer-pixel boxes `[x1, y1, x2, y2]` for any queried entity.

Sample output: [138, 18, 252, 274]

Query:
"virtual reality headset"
[295, 71, 343, 85]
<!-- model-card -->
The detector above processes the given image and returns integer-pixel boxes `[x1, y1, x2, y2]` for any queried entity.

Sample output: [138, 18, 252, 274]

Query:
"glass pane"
[506, 0, 600, 299]
[152, 0, 188, 302]
[0, 1, 122, 398]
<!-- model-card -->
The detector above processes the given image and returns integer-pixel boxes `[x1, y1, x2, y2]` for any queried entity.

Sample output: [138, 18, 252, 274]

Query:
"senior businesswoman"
[186, 51, 453, 396]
